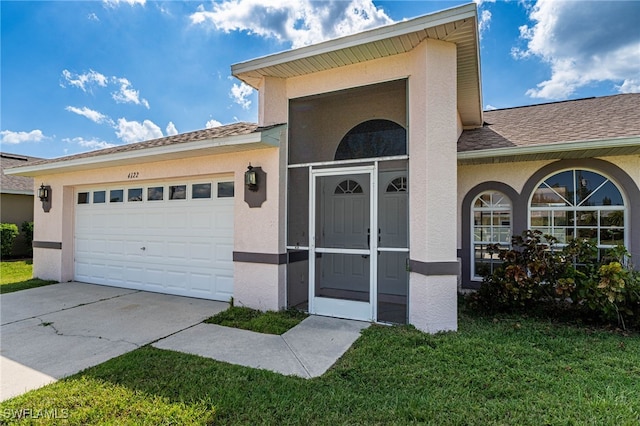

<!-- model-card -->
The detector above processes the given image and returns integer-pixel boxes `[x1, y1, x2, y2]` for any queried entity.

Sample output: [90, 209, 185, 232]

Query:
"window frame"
[471, 190, 513, 281]
[528, 168, 627, 257]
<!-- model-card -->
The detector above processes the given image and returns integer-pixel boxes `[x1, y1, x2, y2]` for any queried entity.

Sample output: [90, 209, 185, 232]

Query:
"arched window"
[529, 169, 625, 257]
[472, 191, 512, 279]
[334, 179, 363, 194]
[335, 119, 406, 161]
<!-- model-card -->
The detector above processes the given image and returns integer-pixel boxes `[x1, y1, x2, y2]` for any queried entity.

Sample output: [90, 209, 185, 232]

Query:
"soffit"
[232, 3, 482, 127]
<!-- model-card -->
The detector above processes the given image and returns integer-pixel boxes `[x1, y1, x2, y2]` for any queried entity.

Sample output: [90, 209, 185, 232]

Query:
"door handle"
[363, 228, 370, 258]
[140, 247, 146, 251]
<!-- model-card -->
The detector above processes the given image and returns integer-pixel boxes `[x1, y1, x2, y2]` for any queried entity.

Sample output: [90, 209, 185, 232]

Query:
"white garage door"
[74, 179, 235, 301]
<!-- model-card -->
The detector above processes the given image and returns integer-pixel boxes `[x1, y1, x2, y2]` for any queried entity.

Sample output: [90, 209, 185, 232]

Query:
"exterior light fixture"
[245, 163, 258, 192]
[38, 183, 49, 202]
[38, 183, 52, 212]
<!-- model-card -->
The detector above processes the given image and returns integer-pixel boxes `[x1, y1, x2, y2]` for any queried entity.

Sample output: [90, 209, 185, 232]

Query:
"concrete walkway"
[1, 282, 369, 401]
[153, 315, 370, 378]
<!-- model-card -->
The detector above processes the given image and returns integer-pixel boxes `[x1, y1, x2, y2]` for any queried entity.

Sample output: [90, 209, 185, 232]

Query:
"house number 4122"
[128, 172, 139, 179]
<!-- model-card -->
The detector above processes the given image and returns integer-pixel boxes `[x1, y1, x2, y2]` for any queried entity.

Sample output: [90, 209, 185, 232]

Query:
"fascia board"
[457, 136, 640, 161]
[5, 130, 282, 177]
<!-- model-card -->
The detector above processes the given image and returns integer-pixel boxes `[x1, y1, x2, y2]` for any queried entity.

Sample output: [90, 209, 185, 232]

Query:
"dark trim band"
[233, 251, 287, 265]
[33, 241, 62, 250]
[409, 260, 460, 276]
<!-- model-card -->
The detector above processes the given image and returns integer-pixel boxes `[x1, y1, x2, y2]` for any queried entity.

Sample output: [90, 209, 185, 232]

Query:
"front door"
[310, 167, 375, 321]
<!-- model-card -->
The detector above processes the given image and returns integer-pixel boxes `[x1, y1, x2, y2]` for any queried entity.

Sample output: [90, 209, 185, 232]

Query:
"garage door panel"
[167, 242, 188, 260]
[146, 212, 165, 229]
[125, 266, 145, 284]
[190, 242, 213, 263]
[75, 179, 234, 301]
[191, 273, 213, 292]
[146, 268, 165, 287]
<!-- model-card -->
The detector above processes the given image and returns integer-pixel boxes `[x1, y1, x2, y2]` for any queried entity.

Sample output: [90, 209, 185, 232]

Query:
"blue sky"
[2, 0, 639, 159]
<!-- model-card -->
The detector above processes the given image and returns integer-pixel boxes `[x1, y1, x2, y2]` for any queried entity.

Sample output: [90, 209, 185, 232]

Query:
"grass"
[0, 260, 57, 294]
[1, 309, 638, 425]
[204, 305, 308, 335]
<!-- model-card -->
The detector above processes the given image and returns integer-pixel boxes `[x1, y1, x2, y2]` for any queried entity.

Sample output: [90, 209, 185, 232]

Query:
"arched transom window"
[529, 169, 625, 256]
[472, 191, 512, 279]
[335, 119, 406, 161]
[334, 179, 363, 194]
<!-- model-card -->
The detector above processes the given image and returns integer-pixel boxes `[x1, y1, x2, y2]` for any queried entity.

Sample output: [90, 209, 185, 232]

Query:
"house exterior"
[1, 152, 42, 256]
[5, 4, 639, 333]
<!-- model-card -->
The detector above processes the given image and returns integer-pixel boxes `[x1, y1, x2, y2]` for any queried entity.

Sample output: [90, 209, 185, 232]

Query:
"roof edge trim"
[5, 125, 284, 177]
[458, 136, 640, 160]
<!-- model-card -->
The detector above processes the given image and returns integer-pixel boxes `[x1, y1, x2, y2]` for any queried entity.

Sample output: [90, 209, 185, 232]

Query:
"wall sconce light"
[38, 183, 49, 202]
[245, 163, 258, 192]
[38, 183, 52, 212]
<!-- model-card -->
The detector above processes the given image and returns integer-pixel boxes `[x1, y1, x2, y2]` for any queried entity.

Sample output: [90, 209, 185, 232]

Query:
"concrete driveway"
[0, 282, 228, 401]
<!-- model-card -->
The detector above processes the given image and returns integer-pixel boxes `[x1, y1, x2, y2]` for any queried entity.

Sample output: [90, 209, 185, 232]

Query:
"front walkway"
[153, 315, 370, 378]
[1, 282, 369, 401]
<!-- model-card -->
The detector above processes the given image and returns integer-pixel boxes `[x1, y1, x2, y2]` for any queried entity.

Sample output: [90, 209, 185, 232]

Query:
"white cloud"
[88, 13, 100, 21]
[230, 82, 254, 109]
[206, 119, 223, 128]
[0, 129, 47, 144]
[166, 121, 178, 136]
[473, 0, 496, 6]
[111, 77, 150, 108]
[65, 106, 114, 125]
[103, 0, 145, 7]
[63, 137, 117, 151]
[485, 104, 498, 111]
[61, 69, 108, 92]
[190, 0, 393, 48]
[115, 118, 163, 144]
[514, 0, 640, 99]
[478, 9, 492, 36]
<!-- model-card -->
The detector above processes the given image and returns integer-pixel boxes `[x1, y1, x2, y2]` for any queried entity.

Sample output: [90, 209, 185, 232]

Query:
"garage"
[74, 178, 235, 301]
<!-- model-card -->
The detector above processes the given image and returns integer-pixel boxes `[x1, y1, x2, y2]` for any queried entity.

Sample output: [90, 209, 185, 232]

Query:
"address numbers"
[128, 172, 139, 179]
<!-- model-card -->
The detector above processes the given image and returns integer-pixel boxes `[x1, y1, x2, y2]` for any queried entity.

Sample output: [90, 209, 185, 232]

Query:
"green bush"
[0, 223, 19, 258]
[21, 221, 34, 256]
[468, 230, 640, 330]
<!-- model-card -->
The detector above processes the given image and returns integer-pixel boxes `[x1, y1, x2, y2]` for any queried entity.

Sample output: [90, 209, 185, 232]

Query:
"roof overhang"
[232, 3, 482, 127]
[458, 136, 640, 165]
[5, 125, 284, 177]
[1, 190, 33, 196]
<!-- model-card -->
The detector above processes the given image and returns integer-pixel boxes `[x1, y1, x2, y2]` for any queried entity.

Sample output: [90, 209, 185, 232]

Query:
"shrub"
[21, 221, 34, 256]
[0, 223, 19, 258]
[468, 230, 640, 330]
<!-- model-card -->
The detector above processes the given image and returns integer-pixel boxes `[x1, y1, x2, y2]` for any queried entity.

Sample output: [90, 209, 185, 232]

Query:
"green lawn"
[0, 260, 57, 294]
[205, 305, 308, 335]
[1, 310, 638, 425]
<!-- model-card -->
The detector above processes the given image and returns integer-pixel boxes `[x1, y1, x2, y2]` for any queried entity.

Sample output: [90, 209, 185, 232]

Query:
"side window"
[472, 191, 512, 280]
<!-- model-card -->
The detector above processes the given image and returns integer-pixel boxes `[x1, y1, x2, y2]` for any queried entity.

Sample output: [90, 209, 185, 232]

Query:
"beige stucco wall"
[31, 147, 287, 308]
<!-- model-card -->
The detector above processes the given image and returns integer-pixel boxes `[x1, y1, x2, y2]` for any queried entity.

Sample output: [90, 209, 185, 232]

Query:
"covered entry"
[286, 79, 409, 323]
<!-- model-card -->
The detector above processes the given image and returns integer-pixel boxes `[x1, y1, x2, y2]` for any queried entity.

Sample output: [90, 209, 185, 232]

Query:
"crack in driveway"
[35, 316, 141, 349]
[1, 289, 141, 326]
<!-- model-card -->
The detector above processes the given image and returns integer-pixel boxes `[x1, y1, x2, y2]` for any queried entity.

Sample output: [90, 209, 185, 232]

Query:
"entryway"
[293, 162, 409, 323]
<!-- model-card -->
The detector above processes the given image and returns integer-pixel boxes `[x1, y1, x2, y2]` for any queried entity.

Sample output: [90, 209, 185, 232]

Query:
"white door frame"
[309, 165, 378, 321]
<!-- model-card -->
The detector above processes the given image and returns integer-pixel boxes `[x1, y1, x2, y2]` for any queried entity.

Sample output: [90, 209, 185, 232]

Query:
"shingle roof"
[458, 93, 640, 152]
[1, 153, 43, 194]
[18, 122, 270, 169]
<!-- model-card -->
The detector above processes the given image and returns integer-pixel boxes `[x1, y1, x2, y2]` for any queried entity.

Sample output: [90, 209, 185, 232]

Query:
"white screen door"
[310, 166, 375, 321]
